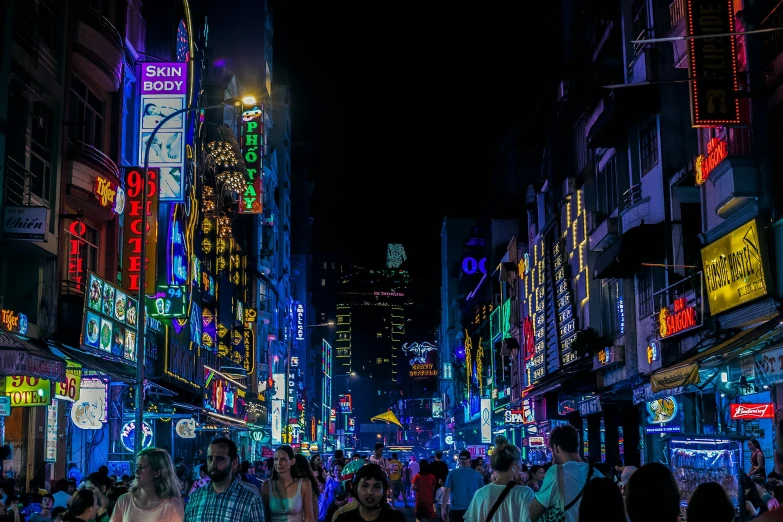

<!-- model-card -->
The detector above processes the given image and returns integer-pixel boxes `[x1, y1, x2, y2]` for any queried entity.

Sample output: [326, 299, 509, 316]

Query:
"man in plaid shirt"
[185, 437, 265, 522]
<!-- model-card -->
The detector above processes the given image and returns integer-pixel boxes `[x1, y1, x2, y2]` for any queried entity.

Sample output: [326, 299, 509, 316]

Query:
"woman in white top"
[110, 447, 184, 522]
[464, 436, 534, 522]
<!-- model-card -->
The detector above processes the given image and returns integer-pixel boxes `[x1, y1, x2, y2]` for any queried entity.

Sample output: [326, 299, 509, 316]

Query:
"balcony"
[65, 140, 121, 219]
[702, 130, 758, 221]
[258, 295, 272, 324]
[588, 213, 618, 252]
[72, 7, 124, 91]
[4, 156, 51, 208]
[11, 2, 59, 78]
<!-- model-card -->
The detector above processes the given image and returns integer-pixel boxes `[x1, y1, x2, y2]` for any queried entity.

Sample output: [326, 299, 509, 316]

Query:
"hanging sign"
[730, 403, 775, 420]
[3, 376, 51, 407]
[687, 0, 741, 127]
[0, 309, 27, 335]
[240, 105, 264, 213]
[122, 167, 160, 294]
[645, 396, 682, 433]
[145, 285, 187, 318]
[695, 138, 728, 184]
[480, 398, 492, 443]
[71, 378, 108, 430]
[54, 360, 82, 403]
[94, 176, 125, 214]
[294, 302, 305, 341]
[120, 421, 154, 452]
[175, 418, 196, 438]
[658, 297, 699, 338]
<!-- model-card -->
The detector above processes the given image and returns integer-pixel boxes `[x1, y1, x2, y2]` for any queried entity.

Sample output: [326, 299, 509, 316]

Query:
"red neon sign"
[730, 403, 774, 420]
[659, 298, 698, 338]
[67, 221, 89, 289]
[695, 138, 728, 185]
[523, 316, 535, 359]
[121, 168, 159, 293]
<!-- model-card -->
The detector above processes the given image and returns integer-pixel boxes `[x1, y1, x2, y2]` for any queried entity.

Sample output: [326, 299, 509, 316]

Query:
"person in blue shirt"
[441, 450, 484, 522]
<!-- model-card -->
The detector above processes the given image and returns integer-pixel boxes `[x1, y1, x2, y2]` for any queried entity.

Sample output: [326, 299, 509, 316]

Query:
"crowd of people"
[10, 419, 783, 521]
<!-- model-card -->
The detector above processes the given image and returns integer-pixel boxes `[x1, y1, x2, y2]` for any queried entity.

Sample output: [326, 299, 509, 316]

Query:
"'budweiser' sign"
[730, 403, 775, 420]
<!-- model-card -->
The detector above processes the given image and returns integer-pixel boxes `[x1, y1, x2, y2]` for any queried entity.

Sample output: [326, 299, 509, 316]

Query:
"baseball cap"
[459, 450, 471, 460]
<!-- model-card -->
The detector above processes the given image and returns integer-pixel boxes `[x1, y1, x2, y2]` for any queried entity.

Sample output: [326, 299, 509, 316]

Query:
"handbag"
[485, 481, 516, 522]
[538, 463, 595, 522]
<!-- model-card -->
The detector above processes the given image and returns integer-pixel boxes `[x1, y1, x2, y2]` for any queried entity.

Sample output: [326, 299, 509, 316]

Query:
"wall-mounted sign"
[0, 397, 10, 417]
[139, 62, 188, 201]
[175, 418, 196, 438]
[272, 398, 283, 445]
[462, 257, 487, 275]
[94, 176, 125, 214]
[658, 297, 699, 338]
[730, 403, 775, 420]
[240, 105, 264, 213]
[579, 396, 602, 416]
[647, 342, 659, 364]
[338, 394, 353, 413]
[120, 421, 153, 452]
[553, 240, 578, 366]
[403, 341, 438, 380]
[3, 205, 48, 241]
[529, 436, 545, 448]
[701, 218, 768, 315]
[122, 167, 160, 293]
[695, 138, 728, 184]
[4, 376, 50, 407]
[687, 0, 740, 127]
[480, 398, 492, 443]
[0, 309, 27, 335]
[645, 396, 681, 433]
[504, 409, 525, 424]
[432, 398, 443, 418]
[71, 377, 107, 430]
[294, 302, 305, 341]
[594, 346, 624, 369]
[145, 285, 187, 318]
[467, 445, 487, 458]
[54, 360, 81, 403]
[83, 273, 139, 362]
[45, 399, 58, 462]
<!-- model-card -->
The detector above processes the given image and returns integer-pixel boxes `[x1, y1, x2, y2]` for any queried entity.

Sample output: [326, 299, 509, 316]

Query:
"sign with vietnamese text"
[45, 399, 58, 462]
[122, 167, 160, 293]
[3, 205, 48, 241]
[138, 62, 188, 201]
[240, 105, 264, 213]
[658, 297, 699, 339]
[645, 396, 682, 433]
[695, 138, 728, 184]
[701, 218, 768, 315]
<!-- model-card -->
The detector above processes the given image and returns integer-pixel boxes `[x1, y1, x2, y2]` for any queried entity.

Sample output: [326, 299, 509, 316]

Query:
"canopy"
[370, 410, 403, 429]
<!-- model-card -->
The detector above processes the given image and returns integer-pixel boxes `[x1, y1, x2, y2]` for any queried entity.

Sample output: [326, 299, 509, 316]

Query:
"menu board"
[83, 272, 139, 361]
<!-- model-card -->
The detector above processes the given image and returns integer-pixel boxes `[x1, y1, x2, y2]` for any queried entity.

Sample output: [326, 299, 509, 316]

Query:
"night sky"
[209, 2, 557, 315]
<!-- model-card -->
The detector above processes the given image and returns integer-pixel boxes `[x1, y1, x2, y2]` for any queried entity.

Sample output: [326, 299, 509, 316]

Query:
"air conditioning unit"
[558, 80, 570, 103]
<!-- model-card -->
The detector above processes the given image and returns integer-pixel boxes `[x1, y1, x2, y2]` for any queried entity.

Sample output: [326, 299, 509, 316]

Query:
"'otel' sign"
[462, 257, 487, 275]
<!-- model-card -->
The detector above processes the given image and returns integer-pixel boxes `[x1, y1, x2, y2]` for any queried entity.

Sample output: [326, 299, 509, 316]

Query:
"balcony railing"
[77, 6, 123, 51]
[4, 156, 50, 207]
[669, 0, 685, 30]
[68, 140, 120, 179]
[652, 272, 704, 333]
[623, 184, 642, 209]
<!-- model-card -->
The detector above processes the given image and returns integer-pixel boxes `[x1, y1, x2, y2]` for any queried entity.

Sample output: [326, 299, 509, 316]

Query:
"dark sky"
[209, 2, 557, 311]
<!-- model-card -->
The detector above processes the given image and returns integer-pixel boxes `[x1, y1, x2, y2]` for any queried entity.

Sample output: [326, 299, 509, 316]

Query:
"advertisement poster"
[272, 399, 283, 445]
[138, 62, 188, 201]
[481, 398, 492, 443]
[83, 273, 139, 362]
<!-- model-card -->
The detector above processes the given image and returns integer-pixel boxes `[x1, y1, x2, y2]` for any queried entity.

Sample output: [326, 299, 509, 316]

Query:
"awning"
[50, 342, 137, 383]
[593, 222, 666, 279]
[0, 326, 65, 380]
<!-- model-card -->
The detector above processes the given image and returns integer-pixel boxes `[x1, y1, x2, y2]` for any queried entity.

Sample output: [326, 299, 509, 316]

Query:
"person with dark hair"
[367, 444, 390, 477]
[185, 438, 265, 522]
[442, 450, 484, 522]
[741, 473, 768, 519]
[310, 455, 326, 494]
[261, 445, 316, 522]
[686, 482, 734, 522]
[750, 439, 767, 478]
[81, 472, 112, 522]
[624, 463, 680, 522]
[106, 485, 127, 519]
[530, 425, 599, 522]
[465, 436, 533, 522]
[239, 460, 262, 493]
[320, 461, 343, 522]
[295, 453, 321, 518]
[28, 493, 54, 522]
[612, 459, 625, 484]
[50, 506, 66, 522]
[431, 452, 449, 489]
[756, 419, 783, 521]
[577, 477, 625, 522]
[528, 465, 545, 492]
[97, 467, 109, 478]
[386, 453, 404, 509]
[411, 460, 436, 521]
[188, 465, 210, 497]
[62, 489, 97, 522]
[333, 464, 405, 522]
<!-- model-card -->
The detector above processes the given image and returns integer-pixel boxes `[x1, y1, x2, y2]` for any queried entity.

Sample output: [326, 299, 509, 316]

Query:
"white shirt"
[464, 483, 533, 522]
[535, 462, 601, 522]
[408, 460, 420, 476]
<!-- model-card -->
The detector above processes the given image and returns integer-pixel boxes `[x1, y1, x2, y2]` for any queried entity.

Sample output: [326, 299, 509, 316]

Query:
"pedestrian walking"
[464, 436, 533, 522]
[624, 463, 680, 522]
[333, 464, 405, 522]
[110, 447, 184, 522]
[441, 450, 484, 522]
[387, 453, 406, 509]
[261, 445, 316, 522]
[184, 438, 264, 522]
[577, 477, 626, 522]
[430, 453, 449, 488]
[367, 444, 390, 477]
[411, 460, 437, 522]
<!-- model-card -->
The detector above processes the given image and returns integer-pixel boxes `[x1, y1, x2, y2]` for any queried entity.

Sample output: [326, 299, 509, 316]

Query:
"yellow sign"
[701, 218, 768, 315]
[4, 376, 51, 407]
[650, 363, 700, 393]
[55, 361, 82, 403]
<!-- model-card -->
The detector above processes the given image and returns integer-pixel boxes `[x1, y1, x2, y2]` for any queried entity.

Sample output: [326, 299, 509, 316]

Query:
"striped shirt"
[184, 477, 265, 522]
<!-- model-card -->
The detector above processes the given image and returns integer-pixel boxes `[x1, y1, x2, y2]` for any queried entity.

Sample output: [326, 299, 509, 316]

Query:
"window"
[30, 103, 54, 205]
[637, 266, 664, 318]
[597, 153, 618, 215]
[640, 116, 659, 174]
[321, 279, 326, 287]
[70, 77, 105, 151]
[64, 220, 99, 292]
[323, 262, 327, 269]
[601, 279, 624, 339]
[331, 262, 336, 269]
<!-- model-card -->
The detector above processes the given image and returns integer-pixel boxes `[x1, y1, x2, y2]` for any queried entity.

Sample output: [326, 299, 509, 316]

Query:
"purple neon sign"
[462, 257, 487, 275]
[140, 63, 187, 95]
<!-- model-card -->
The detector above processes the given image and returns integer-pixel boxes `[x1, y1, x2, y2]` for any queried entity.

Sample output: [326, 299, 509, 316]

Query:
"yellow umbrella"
[370, 410, 403, 429]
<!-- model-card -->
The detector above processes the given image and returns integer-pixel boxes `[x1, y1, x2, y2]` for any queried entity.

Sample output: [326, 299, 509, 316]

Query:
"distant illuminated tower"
[386, 244, 407, 268]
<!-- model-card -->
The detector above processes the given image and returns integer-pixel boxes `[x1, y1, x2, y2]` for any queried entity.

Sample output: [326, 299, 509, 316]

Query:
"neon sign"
[68, 221, 91, 289]
[294, 302, 305, 341]
[94, 176, 124, 214]
[695, 138, 728, 184]
[122, 167, 159, 293]
[658, 297, 698, 338]
[0, 309, 27, 335]
[730, 403, 775, 419]
[462, 257, 487, 275]
[240, 105, 264, 213]
[145, 285, 187, 318]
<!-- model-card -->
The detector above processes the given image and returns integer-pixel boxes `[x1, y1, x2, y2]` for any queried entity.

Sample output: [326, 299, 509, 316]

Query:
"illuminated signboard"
[402, 341, 438, 379]
[730, 403, 775, 420]
[701, 218, 768, 315]
[462, 257, 487, 275]
[553, 240, 578, 366]
[145, 285, 187, 318]
[0, 309, 27, 335]
[695, 138, 728, 185]
[528, 241, 547, 384]
[66, 221, 94, 291]
[83, 272, 139, 362]
[3, 376, 51, 407]
[138, 62, 188, 201]
[94, 176, 125, 214]
[522, 398, 535, 424]
[272, 399, 283, 445]
[687, 0, 741, 127]
[71, 377, 108, 429]
[338, 394, 353, 413]
[529, 436, 545, 448]
[204, 368, 247, 421]
[504, 409, 525, 424]
[645, 397, 682, 434]
[240, 105, 264, 213]
[54, 360, 82, 403]
[45, 400, 58, 462]
[122, 167, 160, 293]
[322, 340, 332, 428]
[658, 297, 699, 339]
[294, 302, 305, 341]
[121, 421, 153, 452]
[432, 398, 443, 418]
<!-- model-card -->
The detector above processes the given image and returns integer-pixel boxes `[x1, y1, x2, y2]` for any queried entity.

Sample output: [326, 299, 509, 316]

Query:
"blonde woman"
[110, 447, 184, 522]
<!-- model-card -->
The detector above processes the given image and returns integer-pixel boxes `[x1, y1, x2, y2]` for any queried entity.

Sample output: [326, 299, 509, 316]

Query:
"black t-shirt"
[431, 460, 449, 486]
[335, 507, 407, 522]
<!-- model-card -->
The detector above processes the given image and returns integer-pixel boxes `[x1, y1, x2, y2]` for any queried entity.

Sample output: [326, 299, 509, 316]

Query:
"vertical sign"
[480, 398, 492, 443]
[553, 240, 578, 366]
[122, 168, 159, 294]
[45, 399, 58, 462]
[240, 106, 264, 213]
[139, 62, 188, 201]
[294, 302, 305, 341]
[272, 398, 283, 445]
[529, 241, 547, 383]
[687, 0, 740, 127]
[322, 340, 332, 430]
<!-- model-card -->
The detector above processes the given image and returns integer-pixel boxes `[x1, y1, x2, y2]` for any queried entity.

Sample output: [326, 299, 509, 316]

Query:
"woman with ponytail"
[62, 489, 98, 522]
[464, 436, 534, 522]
